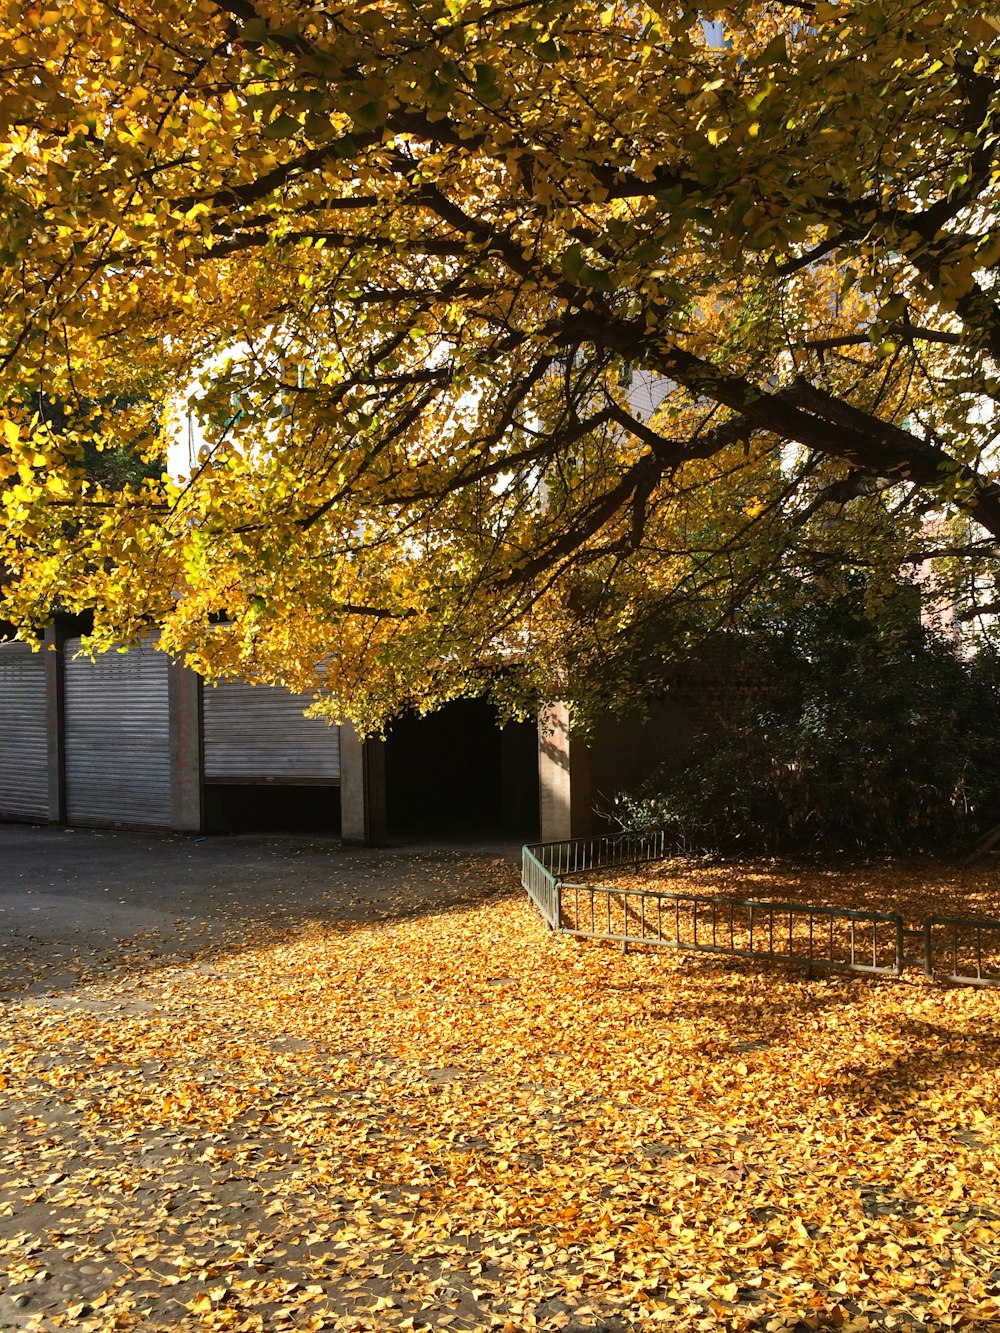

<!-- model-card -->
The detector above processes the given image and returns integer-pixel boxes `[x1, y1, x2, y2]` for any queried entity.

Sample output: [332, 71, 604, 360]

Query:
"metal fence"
[534, 830, 670, 879]
[923, 915, 1000, 988]
[521, 843, 561, 930]
[522, 836, 1000, 988]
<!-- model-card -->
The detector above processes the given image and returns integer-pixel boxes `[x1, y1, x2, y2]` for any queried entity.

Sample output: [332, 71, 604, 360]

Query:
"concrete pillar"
[169, 661, 203, 832]
[43, 621, 68, 824]
[538, 701, 592, 841]
[340, 722, 387, 845]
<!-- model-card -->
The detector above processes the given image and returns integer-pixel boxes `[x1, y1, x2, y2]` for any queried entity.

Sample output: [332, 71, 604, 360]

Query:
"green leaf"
[579, 263, 615, 292]
[877, 295, 908, 322]
[261, 112, 301, 140]
[473, 63, 501, 102]
[757, 33, 787, 66]
[352, 100, 387, 130]
[560, 243, 585, 282]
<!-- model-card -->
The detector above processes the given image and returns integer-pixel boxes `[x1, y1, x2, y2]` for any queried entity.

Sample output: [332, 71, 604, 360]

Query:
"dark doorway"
[385, 700, 539, 839]
[203, 783, 341, 835]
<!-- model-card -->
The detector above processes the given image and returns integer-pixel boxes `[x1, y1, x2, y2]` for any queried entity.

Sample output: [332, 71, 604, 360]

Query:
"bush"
[610, 590, 1000, 857]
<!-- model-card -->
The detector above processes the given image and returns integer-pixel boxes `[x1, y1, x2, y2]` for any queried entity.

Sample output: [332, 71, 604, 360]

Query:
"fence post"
[923, 919, 934, 979]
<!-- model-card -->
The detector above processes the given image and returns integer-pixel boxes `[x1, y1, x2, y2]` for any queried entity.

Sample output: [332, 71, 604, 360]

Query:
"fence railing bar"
[920, 914, 1000, 987]
[523, 841, 1000, 987]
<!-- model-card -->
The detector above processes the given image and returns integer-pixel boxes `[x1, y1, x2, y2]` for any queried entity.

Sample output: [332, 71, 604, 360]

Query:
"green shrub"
[611, 589, 1000, 856]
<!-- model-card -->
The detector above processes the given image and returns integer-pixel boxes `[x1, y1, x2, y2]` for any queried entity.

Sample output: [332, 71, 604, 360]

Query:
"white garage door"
[0, 641, 48, 821]
[64, 637, 172, 827]
[203, 679, 340, 784]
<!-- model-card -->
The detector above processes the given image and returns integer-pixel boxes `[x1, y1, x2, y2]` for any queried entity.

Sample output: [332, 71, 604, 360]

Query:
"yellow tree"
[1, 0, 999, 727]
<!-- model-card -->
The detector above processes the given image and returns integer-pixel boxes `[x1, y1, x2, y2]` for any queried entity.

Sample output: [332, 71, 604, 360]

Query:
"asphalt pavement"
[0, 823, 521, 997]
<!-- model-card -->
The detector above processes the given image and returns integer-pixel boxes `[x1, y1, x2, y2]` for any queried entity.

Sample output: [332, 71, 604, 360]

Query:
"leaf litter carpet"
[1, 855, 999, 1333]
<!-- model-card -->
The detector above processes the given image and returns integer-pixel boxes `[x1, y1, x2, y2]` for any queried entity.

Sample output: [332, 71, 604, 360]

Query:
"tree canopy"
[1, 0, 999, 728]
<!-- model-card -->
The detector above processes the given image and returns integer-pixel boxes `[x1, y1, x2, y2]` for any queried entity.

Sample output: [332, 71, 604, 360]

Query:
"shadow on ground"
[0, 824, 522, 999]
[2, 828, 999, 1333]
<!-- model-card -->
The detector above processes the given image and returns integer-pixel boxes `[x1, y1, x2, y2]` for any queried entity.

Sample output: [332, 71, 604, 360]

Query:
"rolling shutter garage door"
[0, 641, 48, 821]
[203, 680, 340, 784]
[64, 637, 172, 828]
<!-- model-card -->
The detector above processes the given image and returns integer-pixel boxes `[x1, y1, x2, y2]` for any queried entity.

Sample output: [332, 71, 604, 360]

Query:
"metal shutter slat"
[203, 680, 340, 782]
[0, 643, 49, 819]
[64, 637, 173, 827]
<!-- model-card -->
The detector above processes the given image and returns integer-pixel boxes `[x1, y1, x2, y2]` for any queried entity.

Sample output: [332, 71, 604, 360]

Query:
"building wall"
[587, 700, 697, 824]
[0, 632, 347, 836]
[3, 631, 702, 845]
[539, 699, 696, 840]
